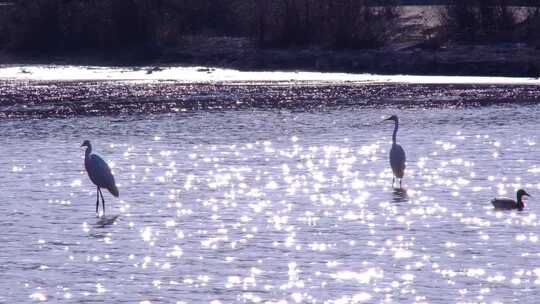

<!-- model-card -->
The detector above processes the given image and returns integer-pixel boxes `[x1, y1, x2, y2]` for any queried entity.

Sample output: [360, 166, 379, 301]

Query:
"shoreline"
[2, 4, 540, 79]
[1, 42, 540, 80]
[0, 64, 539, 86]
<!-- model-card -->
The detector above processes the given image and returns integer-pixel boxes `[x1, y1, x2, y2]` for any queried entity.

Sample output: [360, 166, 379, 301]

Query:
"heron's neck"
[85, 146, 92, 158]
[392, 120, 399, 144]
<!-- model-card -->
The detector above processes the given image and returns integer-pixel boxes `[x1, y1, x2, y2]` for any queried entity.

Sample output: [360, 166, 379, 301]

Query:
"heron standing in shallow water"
[81, 140, 119, 216]
[491, 189, 530, 211]
[385, 115, 406, 188]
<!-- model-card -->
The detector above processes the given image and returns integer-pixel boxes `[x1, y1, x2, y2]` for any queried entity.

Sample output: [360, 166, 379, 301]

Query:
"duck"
[491, 189, 530, 211]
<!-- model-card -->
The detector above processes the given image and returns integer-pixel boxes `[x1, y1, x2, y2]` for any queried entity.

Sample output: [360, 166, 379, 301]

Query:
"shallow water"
[1, 77, 540, 303]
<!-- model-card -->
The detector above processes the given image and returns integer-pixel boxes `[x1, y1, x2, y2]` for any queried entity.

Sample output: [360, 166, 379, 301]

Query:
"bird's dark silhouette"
[491, 189, 530, 211]
[82, 140, 119, 216]
[385, 115, 406, 188]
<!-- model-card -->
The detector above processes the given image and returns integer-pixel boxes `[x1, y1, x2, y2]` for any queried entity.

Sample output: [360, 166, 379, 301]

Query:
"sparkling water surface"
[1, 78, 540, 303]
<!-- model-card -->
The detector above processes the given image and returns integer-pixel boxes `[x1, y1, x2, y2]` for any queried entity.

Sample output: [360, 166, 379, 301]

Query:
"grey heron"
[491, 189, 530, 211]
[81, 140, 119, 216]
[385, 115, 406, 188]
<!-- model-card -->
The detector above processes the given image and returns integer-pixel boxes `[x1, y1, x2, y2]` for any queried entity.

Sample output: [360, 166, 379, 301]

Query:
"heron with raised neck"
[385, 115, 406, 188]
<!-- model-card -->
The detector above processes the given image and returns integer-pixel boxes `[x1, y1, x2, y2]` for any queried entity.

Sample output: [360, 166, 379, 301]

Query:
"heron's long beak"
[526, 193, 532, 197]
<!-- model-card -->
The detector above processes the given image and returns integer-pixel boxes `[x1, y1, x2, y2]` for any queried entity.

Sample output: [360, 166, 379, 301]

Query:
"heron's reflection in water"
[95, 215, 120, 229]
[392, 188, 409, 203]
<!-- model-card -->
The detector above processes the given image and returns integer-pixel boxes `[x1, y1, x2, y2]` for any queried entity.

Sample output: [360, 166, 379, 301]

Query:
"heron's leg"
[392, 177, 395, 188]
[400, 178, 402, 188]
[98, 188, 106, 215]
[96, 187, 100, 215]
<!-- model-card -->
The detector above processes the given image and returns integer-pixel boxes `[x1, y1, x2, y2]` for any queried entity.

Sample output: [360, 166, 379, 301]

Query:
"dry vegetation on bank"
[0, 1, 539, 76]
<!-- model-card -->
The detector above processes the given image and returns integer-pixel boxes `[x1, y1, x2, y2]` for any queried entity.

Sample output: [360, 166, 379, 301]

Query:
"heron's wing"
[88, 154, 117, 189]
[395, 144, 406, 164]
[389, 144, 406, 178]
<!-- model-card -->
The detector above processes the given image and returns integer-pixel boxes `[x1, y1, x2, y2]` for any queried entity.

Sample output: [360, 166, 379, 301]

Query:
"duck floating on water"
[491, 189, 530, 211]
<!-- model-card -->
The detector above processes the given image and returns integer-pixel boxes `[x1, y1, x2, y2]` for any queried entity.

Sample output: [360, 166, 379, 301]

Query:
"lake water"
[1, 66, 540, 303]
